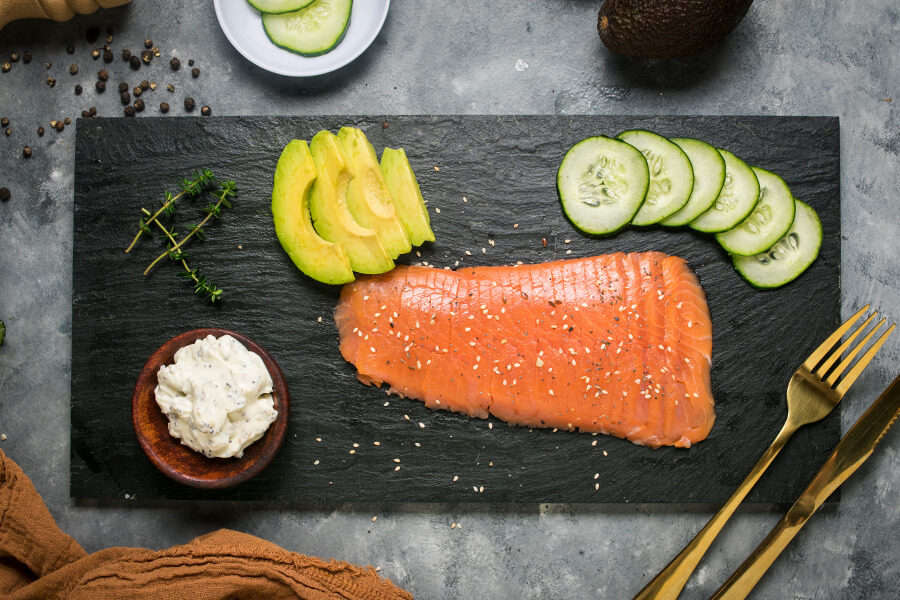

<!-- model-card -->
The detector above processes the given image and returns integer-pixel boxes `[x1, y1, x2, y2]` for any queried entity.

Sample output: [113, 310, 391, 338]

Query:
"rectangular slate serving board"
[72, 115, 840, 503]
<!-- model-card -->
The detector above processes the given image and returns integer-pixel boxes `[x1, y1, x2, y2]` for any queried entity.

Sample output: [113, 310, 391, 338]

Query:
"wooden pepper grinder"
[0, 0, 132, 31]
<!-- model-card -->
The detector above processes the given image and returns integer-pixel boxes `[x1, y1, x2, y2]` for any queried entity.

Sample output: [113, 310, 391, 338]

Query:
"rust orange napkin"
[0, 449, 412, 599]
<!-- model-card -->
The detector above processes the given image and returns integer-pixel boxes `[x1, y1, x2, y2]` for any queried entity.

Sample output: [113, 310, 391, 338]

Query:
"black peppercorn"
[144, 38, 153, 49]
[81, 110, 92, 118]
[89, 106, 97, 116]
[1, 63, 10, 73]
[46, 78, 56, 87]
[122, 49, 131, 61]
[69, 64, 78, 75]
[124, 106, 136, 117]
[160, 102, 170, 113]
[133, 86, 142, 96]
[95, 80, 106, 92]
[66, 44, 75, 54]
[23, 146, 32, 158]
[201, 105, 211, 117]
[38, 127, 44, 136]
[91, 49, 100, 59]
[74, 84, 83, 95]
[98, 69, 109, 81]
[106, 34, 113, 44]
[45, 62, 52, 69]
[103, 50, 113, 62]
[103, 44, 111, 52]
[188, 59, 194, 67]
[117, 81, 128, 93]
[0, 187, 10, 202]
[121, 91, 131, 104]
[191, 67, 200, 78]
[64, 117, 71, 125]
[86, 27, 100, 44]
[54, 121, 64, 132]
[0, 117, 7, 127]
[166, 84, 175, 92]
[10, 53, 19, 62]
[134, 99, 145, 112]
[141, 50, 152, 63]
[140, 79, 149, 90]
[184, 97, 195, 111]
[170, 57, 180, 70]
[23, 51, 31, 64]
[4, 128, 10, 136]
[129, 55, 141, 69]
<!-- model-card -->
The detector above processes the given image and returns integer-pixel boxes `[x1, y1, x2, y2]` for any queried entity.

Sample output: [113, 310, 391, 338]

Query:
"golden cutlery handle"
[632, 424, 795, 600]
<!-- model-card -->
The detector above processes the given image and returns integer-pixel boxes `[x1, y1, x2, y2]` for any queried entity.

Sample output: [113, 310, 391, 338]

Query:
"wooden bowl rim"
[132, 328, 289, 489]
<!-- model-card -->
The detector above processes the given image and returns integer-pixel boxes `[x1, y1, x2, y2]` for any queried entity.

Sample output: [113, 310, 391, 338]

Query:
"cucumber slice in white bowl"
[716, 167, 796, 256]
[263, 0, 353, 57]
[732, 200, 822, 289]
[248, 0, 315, 14]
[690, 149, 760, 233]
[661, 138, 726, 227]
[616, 130, 694, 226]
[556, 136, 650, 236]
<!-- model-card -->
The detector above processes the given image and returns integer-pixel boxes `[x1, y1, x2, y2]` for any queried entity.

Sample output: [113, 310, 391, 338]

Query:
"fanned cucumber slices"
[557, 131, 824, 289]
[251, 0, 353, 58]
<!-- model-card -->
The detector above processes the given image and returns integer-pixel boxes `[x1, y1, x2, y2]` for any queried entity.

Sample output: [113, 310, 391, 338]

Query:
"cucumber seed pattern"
[578, 155, 628, 207]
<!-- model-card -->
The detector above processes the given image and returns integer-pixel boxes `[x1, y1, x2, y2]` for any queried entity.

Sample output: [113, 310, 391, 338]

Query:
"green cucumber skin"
[262, 0, 353, 58]
[716, 167, 796, 256]
[733, 200, 822, 289]
[556, 136, 649, 236]
[689, 150, 760, 233]
[248, 0, 316, 15]
[661, 138, 726, 227]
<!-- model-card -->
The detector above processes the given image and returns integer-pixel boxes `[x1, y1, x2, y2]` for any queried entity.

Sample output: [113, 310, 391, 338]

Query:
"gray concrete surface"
[1, 1, 899, 598]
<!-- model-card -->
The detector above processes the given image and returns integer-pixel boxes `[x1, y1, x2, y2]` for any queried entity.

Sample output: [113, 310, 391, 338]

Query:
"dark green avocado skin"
[598, 0, 754, 58]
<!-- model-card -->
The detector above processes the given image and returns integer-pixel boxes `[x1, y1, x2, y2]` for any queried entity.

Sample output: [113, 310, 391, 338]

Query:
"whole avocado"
[598, 0, 754, 58]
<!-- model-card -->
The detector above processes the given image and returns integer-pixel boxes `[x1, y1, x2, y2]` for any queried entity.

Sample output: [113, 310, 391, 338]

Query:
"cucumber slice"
[616, 130, 693, 226]
[690, 149, 760, 233]
[262, 0, 352, 57]
[556, 136, 650, 236]
[661, 138, 726, 227]
[733, 200, 822, 289]
[248, 0, 315, 15]
[716, 167, 796, 256]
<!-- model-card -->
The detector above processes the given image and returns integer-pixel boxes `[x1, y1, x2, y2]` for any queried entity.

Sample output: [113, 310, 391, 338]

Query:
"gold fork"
[632, 305, 895, 600]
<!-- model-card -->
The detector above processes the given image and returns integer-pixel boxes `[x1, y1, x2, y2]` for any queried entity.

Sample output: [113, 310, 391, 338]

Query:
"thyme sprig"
[128, 171, 236, 303]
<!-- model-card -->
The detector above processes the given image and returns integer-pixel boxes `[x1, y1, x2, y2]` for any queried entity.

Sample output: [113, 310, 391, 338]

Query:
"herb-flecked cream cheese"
[155, 334, 277, 458]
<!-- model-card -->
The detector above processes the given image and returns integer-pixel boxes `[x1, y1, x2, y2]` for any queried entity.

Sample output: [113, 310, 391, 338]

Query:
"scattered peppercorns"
[103, 49, 114, 62]
[0, 188, 10, 202]
[89, 106, 97, 116]
[170, 57, 180, 70]
[141, 50, 153, 63]
[4, 128, 10, 136]
[95, 80, 106, 92]
[144, 38, 153, 49]
[106, 34, 113, 44]
[122, 49, 131, 61]
[81, 110, 92, 118]
[23, 146, 32, 158]
[118, 81, 128, 93]
[54, 121, 64, 132]
[1, 63, 10, 73]
[45, 62, 52, 69]
[0, 118, 7, 127]
[74, 84, 83, 95]
[22, 51, 31, 64]
[201, 105, 211, 117]
[166, 84, 175, 92]
[188, 59, 195, 67]
[184, 97, 195, 111]
[46, 78, 56, 87]
[129, 55, 141, 69]
[37, 127, 44, 136]
[98, 69, 109, 81]
[132, 85, 142, 96]
[159, 101, 169, 113]
[66, 44, 75, 55]
[10, 53, 19, 62]
[91, 49, 100, 59]
[140, 79, 149, 90]
[69, 64, 78, 74]
[149, 82, 157, 90]
[121, 91, 131, 104]
[124, 105, 136, 117]
[191, 67, 200, 78]
[64, 117, 71, 125]
[134, 99, 145, 112]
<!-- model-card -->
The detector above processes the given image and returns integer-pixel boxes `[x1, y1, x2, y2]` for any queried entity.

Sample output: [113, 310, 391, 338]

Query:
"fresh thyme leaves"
[127, 171, 236, 303]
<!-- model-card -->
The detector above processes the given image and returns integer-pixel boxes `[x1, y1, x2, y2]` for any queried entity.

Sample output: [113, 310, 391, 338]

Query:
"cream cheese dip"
[155, 334, 277, 458]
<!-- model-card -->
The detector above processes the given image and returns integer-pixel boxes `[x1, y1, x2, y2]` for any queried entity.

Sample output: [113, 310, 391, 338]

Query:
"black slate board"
[71, 115, 840, 503]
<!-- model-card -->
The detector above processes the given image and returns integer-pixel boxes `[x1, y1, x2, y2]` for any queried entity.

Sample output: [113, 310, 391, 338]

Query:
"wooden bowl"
[132, 328, 289, 489]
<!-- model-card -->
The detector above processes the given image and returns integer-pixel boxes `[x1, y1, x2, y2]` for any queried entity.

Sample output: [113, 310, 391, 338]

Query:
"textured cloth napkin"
[0, 449, 412, 600]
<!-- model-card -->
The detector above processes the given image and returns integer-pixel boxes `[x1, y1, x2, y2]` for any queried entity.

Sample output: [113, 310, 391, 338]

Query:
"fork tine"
[815, 312, 878, 377]
[825, 319, 885, 386]
[833, 323, 895, 396]
[802, 305, 870, 371]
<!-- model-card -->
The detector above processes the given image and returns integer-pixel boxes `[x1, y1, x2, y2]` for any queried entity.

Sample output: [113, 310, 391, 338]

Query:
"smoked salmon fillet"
[334, 252, 714, 448]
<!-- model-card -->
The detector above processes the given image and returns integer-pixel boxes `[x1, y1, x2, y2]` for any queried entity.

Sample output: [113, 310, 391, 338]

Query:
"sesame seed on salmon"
[334, 252, 714, 448]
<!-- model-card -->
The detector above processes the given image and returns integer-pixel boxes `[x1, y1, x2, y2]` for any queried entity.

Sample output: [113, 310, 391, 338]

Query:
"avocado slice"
[380, 147, 436, 247]
[272, 140, 354, 285]
[308, 131, 395, 275]
[598, 0, 754, 58]
[337, 127, 412, 259]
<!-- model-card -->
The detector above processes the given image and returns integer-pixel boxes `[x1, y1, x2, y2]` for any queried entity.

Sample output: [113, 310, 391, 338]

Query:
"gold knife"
[710, 372, 900, 600]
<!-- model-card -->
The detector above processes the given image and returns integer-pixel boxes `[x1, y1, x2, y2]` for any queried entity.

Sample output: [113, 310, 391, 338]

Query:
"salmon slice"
[334, 252, 714, 448]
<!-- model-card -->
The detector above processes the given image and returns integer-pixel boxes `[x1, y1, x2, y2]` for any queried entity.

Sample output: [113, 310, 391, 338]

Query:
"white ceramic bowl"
[214, 0, 390, 77]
